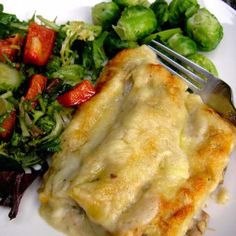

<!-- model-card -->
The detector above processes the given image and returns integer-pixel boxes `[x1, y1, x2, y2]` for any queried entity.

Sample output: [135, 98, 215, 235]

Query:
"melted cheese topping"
[70, 64, 190, 232]
[216, 187, 229, 204]
[39, 46, 235, 236]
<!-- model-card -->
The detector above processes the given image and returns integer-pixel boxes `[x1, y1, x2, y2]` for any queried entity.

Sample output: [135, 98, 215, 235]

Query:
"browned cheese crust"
[39, 46, 236, 236]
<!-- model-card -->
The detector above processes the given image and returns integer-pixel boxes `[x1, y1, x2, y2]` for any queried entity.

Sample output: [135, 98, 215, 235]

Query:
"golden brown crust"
[39, 46, 236, 236]
[118, 103, 235, 236]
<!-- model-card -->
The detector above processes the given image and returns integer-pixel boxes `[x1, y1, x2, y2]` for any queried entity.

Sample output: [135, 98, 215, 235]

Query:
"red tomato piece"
[25, 74, 48, 107]
[23, 22, 56, 66]
[57, 80, 96, 107]
[0, 34, 24, 62]
[0, 110, 16, 140]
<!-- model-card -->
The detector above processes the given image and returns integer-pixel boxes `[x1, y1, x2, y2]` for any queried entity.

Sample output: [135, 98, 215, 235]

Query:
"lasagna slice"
[39, 45, 235, 236]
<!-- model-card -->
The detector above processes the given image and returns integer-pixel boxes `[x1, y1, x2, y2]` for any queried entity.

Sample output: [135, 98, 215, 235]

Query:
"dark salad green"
[0, 4, 106, 219]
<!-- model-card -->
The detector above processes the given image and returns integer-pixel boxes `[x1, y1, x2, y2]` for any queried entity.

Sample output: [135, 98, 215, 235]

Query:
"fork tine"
[148, 41, 236, 127]
[158, 61, 200, 93]
[148, 45, 207, 88]
[151, 40, 216, 80]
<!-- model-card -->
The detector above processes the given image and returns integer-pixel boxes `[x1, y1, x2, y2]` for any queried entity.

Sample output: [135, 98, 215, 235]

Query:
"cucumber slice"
[0, 97, 9, 115]
[0, 62, 24, 91]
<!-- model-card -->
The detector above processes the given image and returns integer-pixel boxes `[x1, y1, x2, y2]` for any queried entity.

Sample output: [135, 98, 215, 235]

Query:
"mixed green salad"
[0, 0, 223, 219]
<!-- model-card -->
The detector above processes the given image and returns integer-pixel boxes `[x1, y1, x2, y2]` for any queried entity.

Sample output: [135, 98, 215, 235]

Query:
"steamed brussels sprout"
[187, 53, 218, 76]
[104, 32, 138, 57]
[168, 0, 199, 26]
[92, 2, 120, 30]
[184, 4, 200, 18]
[150, 0, 169, 29]
[112, 0, 150, 7]
[186, 8, 223, 51]
[113, 6, 157, 41]
[141, 27, 182, 44]
[156, 28, 182, 42]
[167, 33, 197, 56]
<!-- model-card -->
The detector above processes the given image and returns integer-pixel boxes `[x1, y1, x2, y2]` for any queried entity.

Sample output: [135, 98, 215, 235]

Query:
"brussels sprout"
[113, 6, 157, 41]
[157, 28, 182, 42]
[187, 53, 218, 76]
[150, 0, 169, 29]
[112, 0, 150, 7]
[92, 2, 120, 29]
[104, 32, 138, 57]
[184, 4, 199, 18]
[168, 0, 199, 26]
[166, 33, 197, 56]
[186, 8, 223, 51]
[141, 27, 182, 44]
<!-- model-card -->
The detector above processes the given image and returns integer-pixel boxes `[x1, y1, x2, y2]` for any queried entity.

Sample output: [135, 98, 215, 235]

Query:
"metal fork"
[148, 40, 236, 127]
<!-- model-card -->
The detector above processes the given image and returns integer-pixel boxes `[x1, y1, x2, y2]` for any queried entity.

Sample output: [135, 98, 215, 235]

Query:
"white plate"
[0, 0, 236, 235]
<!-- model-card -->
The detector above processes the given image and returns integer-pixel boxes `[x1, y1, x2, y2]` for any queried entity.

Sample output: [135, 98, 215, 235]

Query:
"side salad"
[0, 0, 223, 219]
